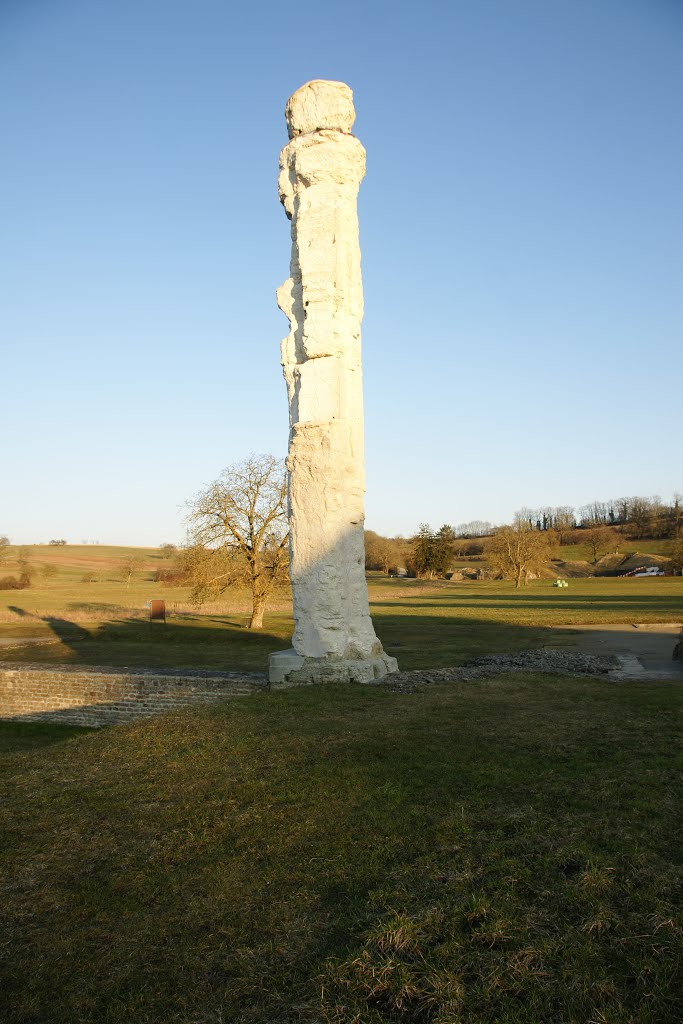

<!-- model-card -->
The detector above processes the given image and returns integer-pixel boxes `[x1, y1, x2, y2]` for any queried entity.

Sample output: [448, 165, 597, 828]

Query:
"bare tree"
[16, 548, 36, 587]
[584, 526, 616, 564]
[670, 536, 683, 574]
[552, 507, 576, 544]
[118, 555, 145, 589]
[364, 531, 407, 574]
[487, 522, 551, 587]
[456, 521, 493, 538]
[364, 530, 386, 571]
[514, 507, 538, 530]
[672, 494, 682, 539]
[185, 454, 288, 629]
[628, 497, 654, 539]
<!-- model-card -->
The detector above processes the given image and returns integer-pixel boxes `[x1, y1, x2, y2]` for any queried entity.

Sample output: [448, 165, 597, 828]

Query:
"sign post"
[149, 599, 166, 623]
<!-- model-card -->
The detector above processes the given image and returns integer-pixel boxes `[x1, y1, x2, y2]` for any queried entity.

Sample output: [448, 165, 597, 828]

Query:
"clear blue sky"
[2, 0, 681, 545]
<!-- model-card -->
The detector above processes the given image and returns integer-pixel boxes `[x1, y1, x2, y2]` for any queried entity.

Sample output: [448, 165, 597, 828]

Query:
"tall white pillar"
[269, 80, 398, 686]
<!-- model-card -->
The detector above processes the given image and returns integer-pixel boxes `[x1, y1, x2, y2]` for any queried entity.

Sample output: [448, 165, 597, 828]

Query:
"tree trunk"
[248, 593, 267, 629]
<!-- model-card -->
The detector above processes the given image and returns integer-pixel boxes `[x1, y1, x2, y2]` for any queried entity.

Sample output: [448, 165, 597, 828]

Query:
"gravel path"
[381, 649, 618, 693]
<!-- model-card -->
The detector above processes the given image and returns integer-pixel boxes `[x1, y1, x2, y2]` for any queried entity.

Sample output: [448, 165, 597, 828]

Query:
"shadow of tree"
[0, 720, 91, 752]
[3, 610, 293, 673]
[43, 616, 91, 645]
[3, 561, 681, 675]
[391, 595, 681, 610]
[0, 604, 564, 674]
[371, 611, 565, 668]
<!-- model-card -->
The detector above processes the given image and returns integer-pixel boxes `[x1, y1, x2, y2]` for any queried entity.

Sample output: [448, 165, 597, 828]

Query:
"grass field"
[0, 544, 681, 671]
[2, 547, 681, 1022]
[0, 544, 192, 609]
[2, 676, 682, 1023]
[548, 538, 674, 565]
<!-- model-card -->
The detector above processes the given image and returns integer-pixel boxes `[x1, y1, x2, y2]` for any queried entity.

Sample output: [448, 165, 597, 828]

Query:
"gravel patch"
[381, 649, 618, 693]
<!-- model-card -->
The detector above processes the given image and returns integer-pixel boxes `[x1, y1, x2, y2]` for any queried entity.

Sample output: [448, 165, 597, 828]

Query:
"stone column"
[269, 80, 398, 687]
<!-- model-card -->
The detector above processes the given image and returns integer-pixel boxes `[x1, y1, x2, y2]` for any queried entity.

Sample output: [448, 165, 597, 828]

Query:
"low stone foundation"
[0, 664, 267, 728]
[269, 648, 398, 687]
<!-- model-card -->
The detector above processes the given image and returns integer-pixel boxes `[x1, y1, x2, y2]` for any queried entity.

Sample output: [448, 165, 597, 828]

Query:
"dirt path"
[552, 623, 683, 679]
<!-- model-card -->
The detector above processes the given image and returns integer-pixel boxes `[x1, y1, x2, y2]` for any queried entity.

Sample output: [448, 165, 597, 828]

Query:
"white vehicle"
[633, 566, 665, 577]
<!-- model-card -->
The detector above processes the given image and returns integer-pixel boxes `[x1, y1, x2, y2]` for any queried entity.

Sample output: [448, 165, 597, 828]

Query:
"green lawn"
[1, 576, 681, 672]
[1, 677, 681, 1023]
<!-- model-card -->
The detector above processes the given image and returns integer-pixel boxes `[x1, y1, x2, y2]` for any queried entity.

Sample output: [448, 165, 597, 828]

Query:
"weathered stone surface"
[268, 649, 305, 685]
[270, 651, 398, 689]
[269, 81, 398, 686]
[0, 664, 266, 727]
[284, 79, 355, 139]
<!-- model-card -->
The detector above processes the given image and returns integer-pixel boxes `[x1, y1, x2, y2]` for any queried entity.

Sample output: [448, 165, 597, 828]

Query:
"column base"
[269, 649, 399, 688]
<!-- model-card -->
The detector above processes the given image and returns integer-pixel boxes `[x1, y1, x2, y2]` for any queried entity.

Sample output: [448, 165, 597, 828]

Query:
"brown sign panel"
[150, 599, 166, 623]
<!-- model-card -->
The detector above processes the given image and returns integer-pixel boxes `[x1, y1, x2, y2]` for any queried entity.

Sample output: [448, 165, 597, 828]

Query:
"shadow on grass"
[390, 595, 682, 610]
[1, 680, 681, 1024]
[372, 612, 562, 668]
[66, 602, 153, 614]
[0, 608, 293, 672]
[43, 616, 91, 644]
[0, 604, 572, 673]
[0, 720, 92, 754]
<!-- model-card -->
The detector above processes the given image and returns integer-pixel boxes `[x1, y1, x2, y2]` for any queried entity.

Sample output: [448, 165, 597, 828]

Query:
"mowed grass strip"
[1, 676, 681, 1023]
[0, 576, 681, 672]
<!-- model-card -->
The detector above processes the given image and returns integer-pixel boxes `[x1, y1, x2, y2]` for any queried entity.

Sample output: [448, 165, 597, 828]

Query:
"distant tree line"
[437, 494, 681, 543]
[362, 489, 682, 588]
[3, 485, 679, 600]
[365, 524, 483, 580]
[514, 494, 681, 540]
[454, 520, 494, 538]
